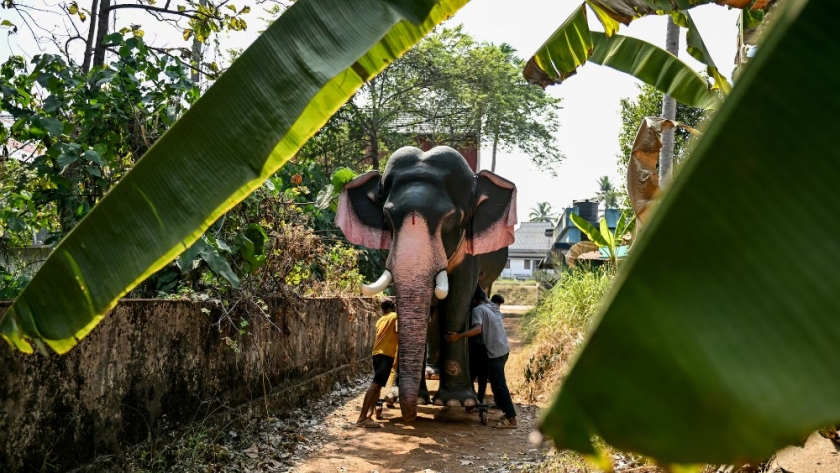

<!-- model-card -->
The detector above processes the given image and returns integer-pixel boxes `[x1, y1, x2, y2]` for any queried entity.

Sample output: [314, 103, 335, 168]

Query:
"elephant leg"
[425, 306, 441, 379]
[433, 257, 479, 407]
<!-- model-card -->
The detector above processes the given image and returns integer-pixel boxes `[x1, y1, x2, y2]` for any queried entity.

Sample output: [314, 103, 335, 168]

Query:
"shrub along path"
[288, 306, 547, 473]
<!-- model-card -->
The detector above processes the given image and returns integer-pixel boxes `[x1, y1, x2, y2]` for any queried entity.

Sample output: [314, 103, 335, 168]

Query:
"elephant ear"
[335, 171, 391, 249]
[467, 170, 517, 255]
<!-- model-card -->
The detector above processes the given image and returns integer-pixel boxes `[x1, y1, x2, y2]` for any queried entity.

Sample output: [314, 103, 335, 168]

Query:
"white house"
[501, 222, 553, 280]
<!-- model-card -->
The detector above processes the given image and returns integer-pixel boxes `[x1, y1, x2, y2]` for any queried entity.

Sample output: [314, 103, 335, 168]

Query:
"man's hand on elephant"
[444, 331, 461, 342]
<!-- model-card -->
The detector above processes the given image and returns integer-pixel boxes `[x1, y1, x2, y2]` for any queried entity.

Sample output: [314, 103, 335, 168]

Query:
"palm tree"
[659, 16, 681, 188]
[596, 176, 619, 208]
[529, 202, 557, 223]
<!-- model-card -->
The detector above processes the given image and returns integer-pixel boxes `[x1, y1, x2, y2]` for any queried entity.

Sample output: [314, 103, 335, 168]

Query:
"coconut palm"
[596, 176, 619, 208]
[529, 202, 557, 223]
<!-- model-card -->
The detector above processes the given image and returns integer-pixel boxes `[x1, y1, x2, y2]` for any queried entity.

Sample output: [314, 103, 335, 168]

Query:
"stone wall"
[0, 297, 378, 472]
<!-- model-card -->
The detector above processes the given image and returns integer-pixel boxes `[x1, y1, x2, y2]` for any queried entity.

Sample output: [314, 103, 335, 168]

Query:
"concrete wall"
[0, 297, 378, 472]
[501, 258, 541, 279]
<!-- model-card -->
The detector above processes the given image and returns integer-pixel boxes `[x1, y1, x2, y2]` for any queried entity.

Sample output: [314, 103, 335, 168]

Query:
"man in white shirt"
[445, 287, 517, 428]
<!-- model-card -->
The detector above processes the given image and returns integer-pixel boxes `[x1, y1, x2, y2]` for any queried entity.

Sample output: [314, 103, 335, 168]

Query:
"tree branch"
[105, 3, 204, 20]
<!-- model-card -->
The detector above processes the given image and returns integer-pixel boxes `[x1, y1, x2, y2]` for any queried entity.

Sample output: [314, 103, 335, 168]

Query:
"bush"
[519, 267, 615, 403]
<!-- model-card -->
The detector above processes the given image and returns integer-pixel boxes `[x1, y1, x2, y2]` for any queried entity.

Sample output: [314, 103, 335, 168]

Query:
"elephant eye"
[443, 211, 458, 228]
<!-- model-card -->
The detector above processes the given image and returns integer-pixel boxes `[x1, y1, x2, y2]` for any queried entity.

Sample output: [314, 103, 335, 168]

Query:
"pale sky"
[0, 1, 739, 224]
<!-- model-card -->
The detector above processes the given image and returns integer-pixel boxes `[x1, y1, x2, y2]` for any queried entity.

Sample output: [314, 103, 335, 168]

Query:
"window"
[505, 259, 510, 269]
[524, 259, 531, 270]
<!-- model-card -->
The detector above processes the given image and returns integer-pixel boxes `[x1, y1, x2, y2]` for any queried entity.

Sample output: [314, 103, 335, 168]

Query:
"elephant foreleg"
[433, 257, 479, 407]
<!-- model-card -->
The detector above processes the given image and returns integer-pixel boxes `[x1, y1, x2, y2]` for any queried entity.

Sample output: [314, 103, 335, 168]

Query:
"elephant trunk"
[393, 282, 432, 422]
[388, 212, 448, 422]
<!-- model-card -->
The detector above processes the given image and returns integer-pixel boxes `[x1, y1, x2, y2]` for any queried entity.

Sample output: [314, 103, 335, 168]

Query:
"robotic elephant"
[336, 145, 516, 421]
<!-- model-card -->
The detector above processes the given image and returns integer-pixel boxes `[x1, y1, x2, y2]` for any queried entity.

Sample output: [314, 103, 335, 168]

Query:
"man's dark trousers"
[487, 353, 516, 419]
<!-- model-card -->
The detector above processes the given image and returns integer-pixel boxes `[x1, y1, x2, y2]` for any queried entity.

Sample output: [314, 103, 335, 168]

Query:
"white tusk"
[434, 271, 449, 300]
[361, 270, 393, 296]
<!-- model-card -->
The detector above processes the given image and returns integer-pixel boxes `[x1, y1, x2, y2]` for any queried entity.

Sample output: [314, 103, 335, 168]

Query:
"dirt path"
[289, 307, 543, 473]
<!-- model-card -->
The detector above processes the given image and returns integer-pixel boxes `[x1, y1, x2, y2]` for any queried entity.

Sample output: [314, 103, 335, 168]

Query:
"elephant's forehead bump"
[385, 146, 472, 178]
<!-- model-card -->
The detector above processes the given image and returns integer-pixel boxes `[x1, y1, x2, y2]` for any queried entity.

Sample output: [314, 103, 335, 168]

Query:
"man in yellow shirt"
[357, 298, 398, 428]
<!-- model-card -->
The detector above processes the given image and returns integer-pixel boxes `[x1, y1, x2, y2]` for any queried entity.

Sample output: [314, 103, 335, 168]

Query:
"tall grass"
[516, 267, 616, 406]
[522, 267, 615, 342]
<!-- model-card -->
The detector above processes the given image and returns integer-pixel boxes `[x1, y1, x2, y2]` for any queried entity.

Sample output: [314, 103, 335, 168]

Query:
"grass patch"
[518, 267, 615, 404]
[522, 267, 614, 342]
[492, 282, 541, 306]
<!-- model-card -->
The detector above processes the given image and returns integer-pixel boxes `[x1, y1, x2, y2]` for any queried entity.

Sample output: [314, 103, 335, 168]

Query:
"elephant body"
[426, 246, 508, 378]
[336, 146, 517, 421]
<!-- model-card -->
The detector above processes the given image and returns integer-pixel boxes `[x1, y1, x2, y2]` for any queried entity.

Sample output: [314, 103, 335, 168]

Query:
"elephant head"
[336, 146, 516, 421]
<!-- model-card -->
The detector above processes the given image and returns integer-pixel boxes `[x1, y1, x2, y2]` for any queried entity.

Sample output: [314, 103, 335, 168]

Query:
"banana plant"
[523, 0, 772, 109]
[0, 0, 468, 354]
[541, 0, 840, 465]
[569, 211, 635, 268]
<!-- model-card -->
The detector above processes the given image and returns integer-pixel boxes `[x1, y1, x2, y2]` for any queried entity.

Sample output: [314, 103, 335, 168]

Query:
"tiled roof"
[509, 222, 553, 254]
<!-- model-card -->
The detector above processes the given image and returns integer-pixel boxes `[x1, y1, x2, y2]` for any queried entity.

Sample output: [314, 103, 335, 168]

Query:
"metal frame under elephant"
[336, 145, 517, 422]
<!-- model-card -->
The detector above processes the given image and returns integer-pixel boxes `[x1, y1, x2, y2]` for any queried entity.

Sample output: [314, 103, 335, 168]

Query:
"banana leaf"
[672, 11, 732, 94]
[0, 0, 468, 354]
[541, 0, 840, 464]
[586, 0, 620, 37]
[524, 4, 721, 110]
[523, 4, 592, 88]
[589, 32, 722, 110]
[570, 213, 609, 247]
[588, 0, 770, 25]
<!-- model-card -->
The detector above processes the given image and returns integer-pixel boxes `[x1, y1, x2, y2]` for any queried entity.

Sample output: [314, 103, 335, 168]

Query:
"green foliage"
[2, 0, 466, 353]
[569, 211, 634, 268]
[439, 28, 563, 171]
[543, 0, 840, 463]
[618, 84, 707, 169]
[525, 4, 721, 110]
[0, 34, 198, 240]
[240, 224, 268, 273]
[339, 26, 562, 172]
[596, 176, 619, 208]
[183, 2, 252, 44]
[0, 34, 199, 299]
[616, 84, 707, 205]
[522, 267, 615, 341]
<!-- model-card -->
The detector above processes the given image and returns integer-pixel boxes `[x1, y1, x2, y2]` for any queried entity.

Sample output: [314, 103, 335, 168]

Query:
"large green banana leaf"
[588, 32, 721, 110]
[523, 3, 721, 110]
[0, 0, 467, 354]
[541, 0, 840, 464]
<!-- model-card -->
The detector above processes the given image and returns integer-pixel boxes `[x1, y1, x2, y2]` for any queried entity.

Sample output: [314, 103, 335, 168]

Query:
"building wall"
[500, 256, 543, 279]
[0, 297, 378, 471]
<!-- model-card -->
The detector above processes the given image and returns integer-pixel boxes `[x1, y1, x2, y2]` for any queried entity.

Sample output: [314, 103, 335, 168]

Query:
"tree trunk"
[370, 124, 380, 171]
[82, 0, 99, 73]
[490, 133, 499, 173]
[91, 0, 111, 69]
[191, 0, 207, 84]
[659, 16, 680, 187]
